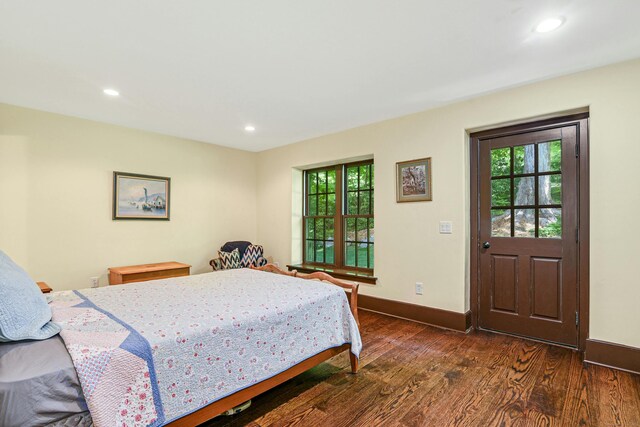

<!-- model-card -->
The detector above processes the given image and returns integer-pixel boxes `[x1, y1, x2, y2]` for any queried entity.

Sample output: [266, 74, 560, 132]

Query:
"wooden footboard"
[166, 264, 361, 426]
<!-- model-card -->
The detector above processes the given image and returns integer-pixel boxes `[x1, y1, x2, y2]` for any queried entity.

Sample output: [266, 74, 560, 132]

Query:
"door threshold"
[477, 326, 579, 351]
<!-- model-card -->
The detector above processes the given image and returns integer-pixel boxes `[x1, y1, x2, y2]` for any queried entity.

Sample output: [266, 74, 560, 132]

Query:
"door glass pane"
[514, 208, 535, 237]
[491, 179, 511, 207]
[539, 174, 562, 205]
[487, 140, 564, 240]
[514, 144, 535, 174]
[539, 140, 561, 173]
[539, 208, 562, 238]
[514, 177, 535, 206]
[491, 148, 510, 177]
[325, 241, 335, 264]
[345, 242, 356, 267]
[491, 209, 511, 237]
[315, 241, 324, 262]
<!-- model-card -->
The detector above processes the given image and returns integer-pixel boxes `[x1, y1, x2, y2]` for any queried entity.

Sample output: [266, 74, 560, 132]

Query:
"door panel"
[491, 255, 518, 313]
[477, 124, 579, 347]
[531, 257, 562, 320]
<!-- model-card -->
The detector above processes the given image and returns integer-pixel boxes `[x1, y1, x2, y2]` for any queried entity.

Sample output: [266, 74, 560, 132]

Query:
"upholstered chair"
[210, 241, 267, 271]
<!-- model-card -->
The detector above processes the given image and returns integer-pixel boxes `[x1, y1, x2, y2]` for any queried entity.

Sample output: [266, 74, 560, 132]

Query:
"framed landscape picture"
[113, 172, 171, 220]
[396, 157, 432, 202]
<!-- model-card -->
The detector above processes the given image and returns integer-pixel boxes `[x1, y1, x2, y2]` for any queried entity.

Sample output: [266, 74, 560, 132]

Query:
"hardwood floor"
[203, 311, 640, 427]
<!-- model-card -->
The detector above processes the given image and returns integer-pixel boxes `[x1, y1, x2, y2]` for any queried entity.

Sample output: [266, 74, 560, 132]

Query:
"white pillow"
[218, 248, 241, 269]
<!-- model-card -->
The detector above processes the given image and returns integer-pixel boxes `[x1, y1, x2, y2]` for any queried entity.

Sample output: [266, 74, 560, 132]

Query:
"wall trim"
[584, 339, 640, 375]
[358, 294, 471, 332]
[466, 107, 590, 134]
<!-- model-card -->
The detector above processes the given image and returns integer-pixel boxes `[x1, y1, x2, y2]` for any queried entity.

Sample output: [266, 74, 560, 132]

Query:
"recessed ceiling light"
[103, 88, 120, 97]
[244, 125, 256, 132]
[535, 17, 564, 33]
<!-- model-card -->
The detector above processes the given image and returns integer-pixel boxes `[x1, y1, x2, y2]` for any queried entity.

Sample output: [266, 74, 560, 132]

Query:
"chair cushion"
[218, 248, 241, 269]
[0, 250, 61, 342]
[240, 244, 264, 268]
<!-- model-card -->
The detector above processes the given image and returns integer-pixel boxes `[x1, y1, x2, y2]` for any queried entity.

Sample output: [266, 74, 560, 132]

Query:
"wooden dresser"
[108, 261, 191, 285]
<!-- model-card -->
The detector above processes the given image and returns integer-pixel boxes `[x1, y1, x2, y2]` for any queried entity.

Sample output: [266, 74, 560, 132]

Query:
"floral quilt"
[49, 268, 362, 427]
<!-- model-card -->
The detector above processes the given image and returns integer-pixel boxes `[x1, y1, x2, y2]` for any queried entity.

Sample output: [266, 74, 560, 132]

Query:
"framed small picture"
[113, 172, 171, 220]
[396, 157, 432, 202]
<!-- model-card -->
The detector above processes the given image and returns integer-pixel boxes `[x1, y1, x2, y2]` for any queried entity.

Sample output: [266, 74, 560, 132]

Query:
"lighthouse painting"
[113, 172, 171, 220]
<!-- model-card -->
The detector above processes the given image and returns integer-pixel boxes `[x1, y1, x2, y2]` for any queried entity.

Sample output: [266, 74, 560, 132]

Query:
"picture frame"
[113, 172, 171, 220]
[396, 157, 432, 202]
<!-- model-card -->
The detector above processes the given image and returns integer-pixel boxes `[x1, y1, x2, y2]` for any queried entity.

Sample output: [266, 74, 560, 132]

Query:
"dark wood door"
[477, 124, 579, 347]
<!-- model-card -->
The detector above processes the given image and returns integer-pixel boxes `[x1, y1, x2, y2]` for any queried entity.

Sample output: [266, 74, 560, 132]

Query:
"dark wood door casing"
[470, 113, 589, 350]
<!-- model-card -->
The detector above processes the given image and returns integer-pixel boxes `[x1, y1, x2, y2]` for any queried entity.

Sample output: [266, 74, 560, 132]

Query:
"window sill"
[286, 264, 377, 284]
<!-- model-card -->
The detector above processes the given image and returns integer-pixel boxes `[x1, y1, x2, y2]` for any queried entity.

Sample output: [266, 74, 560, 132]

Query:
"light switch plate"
[439, 221, 453, 234]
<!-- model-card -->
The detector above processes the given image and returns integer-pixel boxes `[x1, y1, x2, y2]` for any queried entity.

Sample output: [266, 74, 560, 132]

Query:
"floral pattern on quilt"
[69, 344, 113, 399]
[49, 268, 362, 427]
[116, 367, 158, 426]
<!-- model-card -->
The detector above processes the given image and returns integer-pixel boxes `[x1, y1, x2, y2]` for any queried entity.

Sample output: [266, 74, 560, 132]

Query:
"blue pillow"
[0, 250, 61, 342]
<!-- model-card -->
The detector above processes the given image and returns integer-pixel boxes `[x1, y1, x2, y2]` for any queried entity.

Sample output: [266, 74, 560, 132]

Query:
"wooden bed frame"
[166, 264, 360, 427]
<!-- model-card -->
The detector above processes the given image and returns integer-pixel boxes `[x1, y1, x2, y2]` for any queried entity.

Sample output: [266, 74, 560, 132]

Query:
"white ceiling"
[1, 1, 639, 152]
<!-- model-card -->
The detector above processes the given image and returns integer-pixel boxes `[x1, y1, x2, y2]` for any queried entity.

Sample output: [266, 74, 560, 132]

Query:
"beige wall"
[0, 104, 258, 290]
[2, 59, 638, 349]
[256, 58, 640, 349]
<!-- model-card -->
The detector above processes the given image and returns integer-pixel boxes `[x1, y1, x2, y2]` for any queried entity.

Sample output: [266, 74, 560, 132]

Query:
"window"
[490, 140, 562, 238]
[302, 161, 374, 276]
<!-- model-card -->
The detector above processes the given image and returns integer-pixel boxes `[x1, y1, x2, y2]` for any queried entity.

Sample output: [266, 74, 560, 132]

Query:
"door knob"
[482, 241, 491, 249]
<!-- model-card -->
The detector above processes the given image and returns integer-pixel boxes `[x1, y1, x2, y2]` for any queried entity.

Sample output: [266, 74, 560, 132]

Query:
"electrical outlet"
[415, 282, 423, 295]
[90, 277, 99, 288]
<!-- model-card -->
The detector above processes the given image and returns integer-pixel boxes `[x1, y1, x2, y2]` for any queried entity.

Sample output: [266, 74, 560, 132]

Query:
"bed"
[0, 264, 361, 427]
